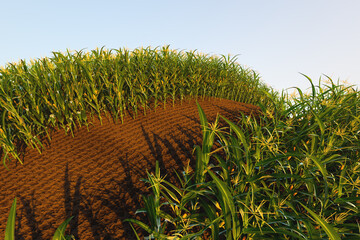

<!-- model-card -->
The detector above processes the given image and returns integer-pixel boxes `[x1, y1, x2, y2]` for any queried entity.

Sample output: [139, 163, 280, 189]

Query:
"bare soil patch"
[0, 97, 259, 239]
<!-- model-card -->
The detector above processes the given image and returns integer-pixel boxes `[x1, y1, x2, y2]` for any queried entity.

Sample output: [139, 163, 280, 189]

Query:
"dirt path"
[0, 97, 259, 239]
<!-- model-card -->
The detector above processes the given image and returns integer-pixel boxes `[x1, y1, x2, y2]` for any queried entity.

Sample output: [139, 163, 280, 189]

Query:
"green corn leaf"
[124, 219, 168, 239]
[129, 223, 141, 240]
[300, 203, 342, 240]
[208, 170, 241, 239]
[194, 144, 205, 183]
[307, 154, 328, 178]
[199, 198, 220, 240]
[52, 216, 74, 240]
[5, 198, 17, 240]
[220, 115, 249, 154]
[300, 73, 316, 101]
[243, 226, 306, 239]
[311, 109, 325, 136]
[334, 197, 359, 204]
[124, 219, 153, 234]
[196, 100, 209, 145]
[142, 194, 162, 232]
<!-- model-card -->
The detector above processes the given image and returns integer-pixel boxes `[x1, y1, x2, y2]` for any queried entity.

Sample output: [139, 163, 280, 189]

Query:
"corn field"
[0, 46, 272, 169]
[3, 46, 359, 239]
[126, 78, 360, 239]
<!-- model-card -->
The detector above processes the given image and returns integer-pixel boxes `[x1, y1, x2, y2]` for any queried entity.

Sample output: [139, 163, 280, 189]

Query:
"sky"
[1, 0, 359, 93]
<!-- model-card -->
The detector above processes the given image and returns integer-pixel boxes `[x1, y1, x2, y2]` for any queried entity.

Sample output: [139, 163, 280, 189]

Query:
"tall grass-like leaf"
[5, 198, 74, 240]
[195, 101, 217, 183]
[338, 164, 347, 197]
[196, 100, 209, 148]
[220, 115, 249, 154]
[194, 144, 205, 184]
[125, 219, 153, 237]
[52, 216, 74, 240]
[307, 154, 328, 178]
[5, 198, 16, 240]
[243, 227, 306, 239]
[142, 194, 161, 232]
[300, 203, 342, 240]
[124, 219, 169, 239]
[311, 109, 325, 137]
[129, 223, 141, 240]
[220, 114, 251, 174]
[199, 198, 220, 240]
[208, 170, 242, 239]
[299, 73, 316, 103]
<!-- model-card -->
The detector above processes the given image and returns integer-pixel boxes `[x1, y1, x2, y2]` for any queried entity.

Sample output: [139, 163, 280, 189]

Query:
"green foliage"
[300, 203, 341, 240]
[0, 46, 271, 168]
[5, 198, 16, 240]
[2, 46, 358, 239]
[52, 216, 75, 240]
[5, 198, 74, 240]
[127, 77, 360, 239]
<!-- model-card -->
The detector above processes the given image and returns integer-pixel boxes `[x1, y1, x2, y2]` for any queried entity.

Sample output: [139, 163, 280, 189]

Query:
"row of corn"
[128, 78, 360, 239]
[0, 46, 273, 169]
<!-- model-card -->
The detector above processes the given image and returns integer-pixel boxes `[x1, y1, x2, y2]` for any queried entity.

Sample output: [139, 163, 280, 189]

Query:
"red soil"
[0, 97, 260, 239]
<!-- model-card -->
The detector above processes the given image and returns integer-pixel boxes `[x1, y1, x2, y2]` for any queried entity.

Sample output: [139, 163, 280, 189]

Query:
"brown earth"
[0, 97, 260, 239]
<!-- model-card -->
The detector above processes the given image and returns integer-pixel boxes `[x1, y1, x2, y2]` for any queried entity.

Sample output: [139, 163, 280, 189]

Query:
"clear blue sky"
[1, 0, 359, 93]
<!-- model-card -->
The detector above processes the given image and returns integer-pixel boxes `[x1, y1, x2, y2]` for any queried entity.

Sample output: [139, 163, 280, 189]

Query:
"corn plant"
[0, 46, 273, 168]
[127, 78, 360, 239]
[5, 198, 75, 240]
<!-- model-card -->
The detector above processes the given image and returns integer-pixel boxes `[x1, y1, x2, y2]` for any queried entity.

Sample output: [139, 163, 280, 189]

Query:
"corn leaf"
[5, 198, 17, 240]
[300, 203, 342, 240]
